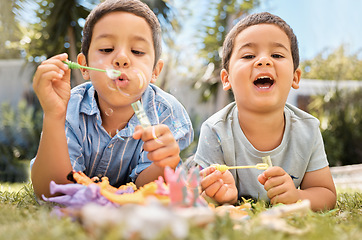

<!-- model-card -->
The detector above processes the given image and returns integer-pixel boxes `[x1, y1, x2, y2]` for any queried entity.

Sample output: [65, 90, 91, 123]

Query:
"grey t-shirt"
[194, 102, 329, 201]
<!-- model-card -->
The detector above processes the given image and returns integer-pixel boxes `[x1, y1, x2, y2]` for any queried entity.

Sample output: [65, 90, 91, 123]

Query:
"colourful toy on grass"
[63, 60, 122, 79]
[164, 166, 207, 207]
[44, 166, 207, 208]
[211, 163, 269, 172]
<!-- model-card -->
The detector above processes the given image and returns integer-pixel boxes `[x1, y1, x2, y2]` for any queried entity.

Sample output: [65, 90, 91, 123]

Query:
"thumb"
[132, 125, 144, 139]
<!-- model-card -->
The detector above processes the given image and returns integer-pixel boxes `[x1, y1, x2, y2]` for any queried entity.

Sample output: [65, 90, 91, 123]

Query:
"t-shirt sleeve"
[306, 128, 329, 172]
[194, 122, 224, 168]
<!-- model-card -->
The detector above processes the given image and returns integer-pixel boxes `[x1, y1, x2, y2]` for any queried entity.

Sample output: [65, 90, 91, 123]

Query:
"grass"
[1, 182, 361, 240]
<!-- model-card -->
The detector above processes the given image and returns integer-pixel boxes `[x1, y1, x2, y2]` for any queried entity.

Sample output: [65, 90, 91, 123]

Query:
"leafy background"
[0, 0, 362, 182]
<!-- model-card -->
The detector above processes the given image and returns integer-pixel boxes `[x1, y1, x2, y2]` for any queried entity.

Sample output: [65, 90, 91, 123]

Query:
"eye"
[132, 50, 145, 55]
[242, 55, 255, 59]
[99, 48, 113, 53]
[271, 54, 284, 58]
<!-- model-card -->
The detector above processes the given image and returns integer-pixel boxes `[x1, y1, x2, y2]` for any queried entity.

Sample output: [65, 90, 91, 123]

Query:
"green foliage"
[309, 88, 362, 166]
[15, 0, 180, 61]
[18, 0, 93, 60]
[194, 0, 260, 101]
[0, 1, 23, 58]
[302, 45, 362, 166]
[0, 101, 43, 182]
[301, 45, 362, 80]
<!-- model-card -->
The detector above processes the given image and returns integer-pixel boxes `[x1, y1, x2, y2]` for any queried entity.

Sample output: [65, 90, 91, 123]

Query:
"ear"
[77, 53, 90, 80]
[220, 69, 231, 91]
[151, 59, 164, 83]
[291, 68, 301, 89]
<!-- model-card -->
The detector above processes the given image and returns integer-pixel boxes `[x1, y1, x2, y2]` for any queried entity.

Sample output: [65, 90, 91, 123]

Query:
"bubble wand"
[63, 61, 121, 79]
[131, 100, 151, 128]
[131, 100, 164, 144]
[212, 163, 269, 172]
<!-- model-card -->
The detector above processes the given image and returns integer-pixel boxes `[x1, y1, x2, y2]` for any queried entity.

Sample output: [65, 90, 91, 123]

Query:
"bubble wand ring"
[151, 126, 163, 144]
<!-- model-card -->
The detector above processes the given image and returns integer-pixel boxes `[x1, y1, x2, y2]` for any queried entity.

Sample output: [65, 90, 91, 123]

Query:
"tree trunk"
[67, 26, 84, 87]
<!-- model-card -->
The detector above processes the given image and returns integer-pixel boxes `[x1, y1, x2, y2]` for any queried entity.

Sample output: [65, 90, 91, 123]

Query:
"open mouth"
[253, 76, 275, 89]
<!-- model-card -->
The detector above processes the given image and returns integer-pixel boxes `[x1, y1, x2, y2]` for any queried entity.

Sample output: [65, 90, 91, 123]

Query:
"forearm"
[31, 115, 72, 198]
[135, 163, 164, 188]
[298, 187, 337, 211]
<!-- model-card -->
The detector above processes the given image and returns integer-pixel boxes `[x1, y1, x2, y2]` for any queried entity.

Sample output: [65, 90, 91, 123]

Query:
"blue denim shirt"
[31, 82, 193, 187]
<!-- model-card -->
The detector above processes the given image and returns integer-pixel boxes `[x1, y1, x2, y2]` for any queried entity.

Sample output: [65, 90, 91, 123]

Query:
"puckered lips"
[253, 75, 275, 90]
[114, 72, 130, 88]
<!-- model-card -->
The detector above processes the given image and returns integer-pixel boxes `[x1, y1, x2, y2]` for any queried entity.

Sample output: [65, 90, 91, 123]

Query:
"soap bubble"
[106, 67, 148, 100]
[104, 107, 114, 117]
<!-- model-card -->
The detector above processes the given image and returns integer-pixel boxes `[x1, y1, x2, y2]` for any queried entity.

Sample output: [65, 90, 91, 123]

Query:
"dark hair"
[222, 12, 299, 72]
[81, 0, 162, 68]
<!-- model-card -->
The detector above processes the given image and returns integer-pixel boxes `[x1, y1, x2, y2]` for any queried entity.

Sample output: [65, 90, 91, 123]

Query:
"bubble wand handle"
[63, 61, 107, 72]
[131, 100, 151, 128]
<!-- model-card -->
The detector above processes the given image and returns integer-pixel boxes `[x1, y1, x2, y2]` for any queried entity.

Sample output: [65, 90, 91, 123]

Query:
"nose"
[113, 51, 130, 68]
[254, 56, 273, 67]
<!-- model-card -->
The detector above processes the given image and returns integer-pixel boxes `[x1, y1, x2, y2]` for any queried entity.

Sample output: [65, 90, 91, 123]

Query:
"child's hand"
[200, 166, 238, 205]
[133, 124, 180, 169]
[258, 166, 300, 205]
[32, 53, 71, 118]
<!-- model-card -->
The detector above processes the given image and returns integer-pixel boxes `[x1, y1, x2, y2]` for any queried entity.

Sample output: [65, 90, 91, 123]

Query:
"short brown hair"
[222, 12, 299, 72]
[81, 0, 162, 68]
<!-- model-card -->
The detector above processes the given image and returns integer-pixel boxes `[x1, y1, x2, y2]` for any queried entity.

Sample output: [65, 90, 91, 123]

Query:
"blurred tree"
[15, 0, 96, 86]
[14, 0, 180, 87]
[0, 1, 22, 59]
[304, 45, 362, 166]
[301, 45, 362, 80]
[193, 0, 260, 111]
[309, 88, 362, 166]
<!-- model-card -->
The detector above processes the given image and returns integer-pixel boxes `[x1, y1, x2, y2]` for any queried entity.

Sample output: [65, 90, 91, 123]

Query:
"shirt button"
[108, 144, 113, 149]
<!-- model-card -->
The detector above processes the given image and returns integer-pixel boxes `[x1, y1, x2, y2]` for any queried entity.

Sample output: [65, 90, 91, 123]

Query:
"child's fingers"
[199, 166, 216, 179]
[140, 124, 169, 142]
[146, 143, 179, 163]
[200, 169, 222, 191]
[266, 183, 285, 200]
[142, 126, 176, 152]
[258, 173, 268, 185]
[148, 154, 180, 169]
[132, 125, 144, 139]
[262, 166, 286, 179]
[203, 178, 224, 198]
[33, 54, 70, 89]
[263, 175, 285, 191]
[212, 183, 229, 200]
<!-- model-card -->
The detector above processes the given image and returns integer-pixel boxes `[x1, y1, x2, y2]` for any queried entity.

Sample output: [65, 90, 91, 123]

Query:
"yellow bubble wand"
[211, 163, 269, 172]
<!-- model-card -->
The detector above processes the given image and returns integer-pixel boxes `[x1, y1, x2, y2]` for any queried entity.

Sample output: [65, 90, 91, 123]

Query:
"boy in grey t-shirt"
[194, 12, 336, 211]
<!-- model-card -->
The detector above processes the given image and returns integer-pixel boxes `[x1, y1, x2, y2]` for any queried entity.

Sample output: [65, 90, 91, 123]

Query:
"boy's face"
[78, 11, 163, 110]
[221, 24, 301, 113]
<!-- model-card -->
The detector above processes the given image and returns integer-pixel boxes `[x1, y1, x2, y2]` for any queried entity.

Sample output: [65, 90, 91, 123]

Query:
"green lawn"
[1, 182, 361, 240]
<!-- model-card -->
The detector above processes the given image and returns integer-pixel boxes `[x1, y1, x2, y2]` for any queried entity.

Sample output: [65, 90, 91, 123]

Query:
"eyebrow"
[237, 42, 289, 52]
[94, 33, 151, 45]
